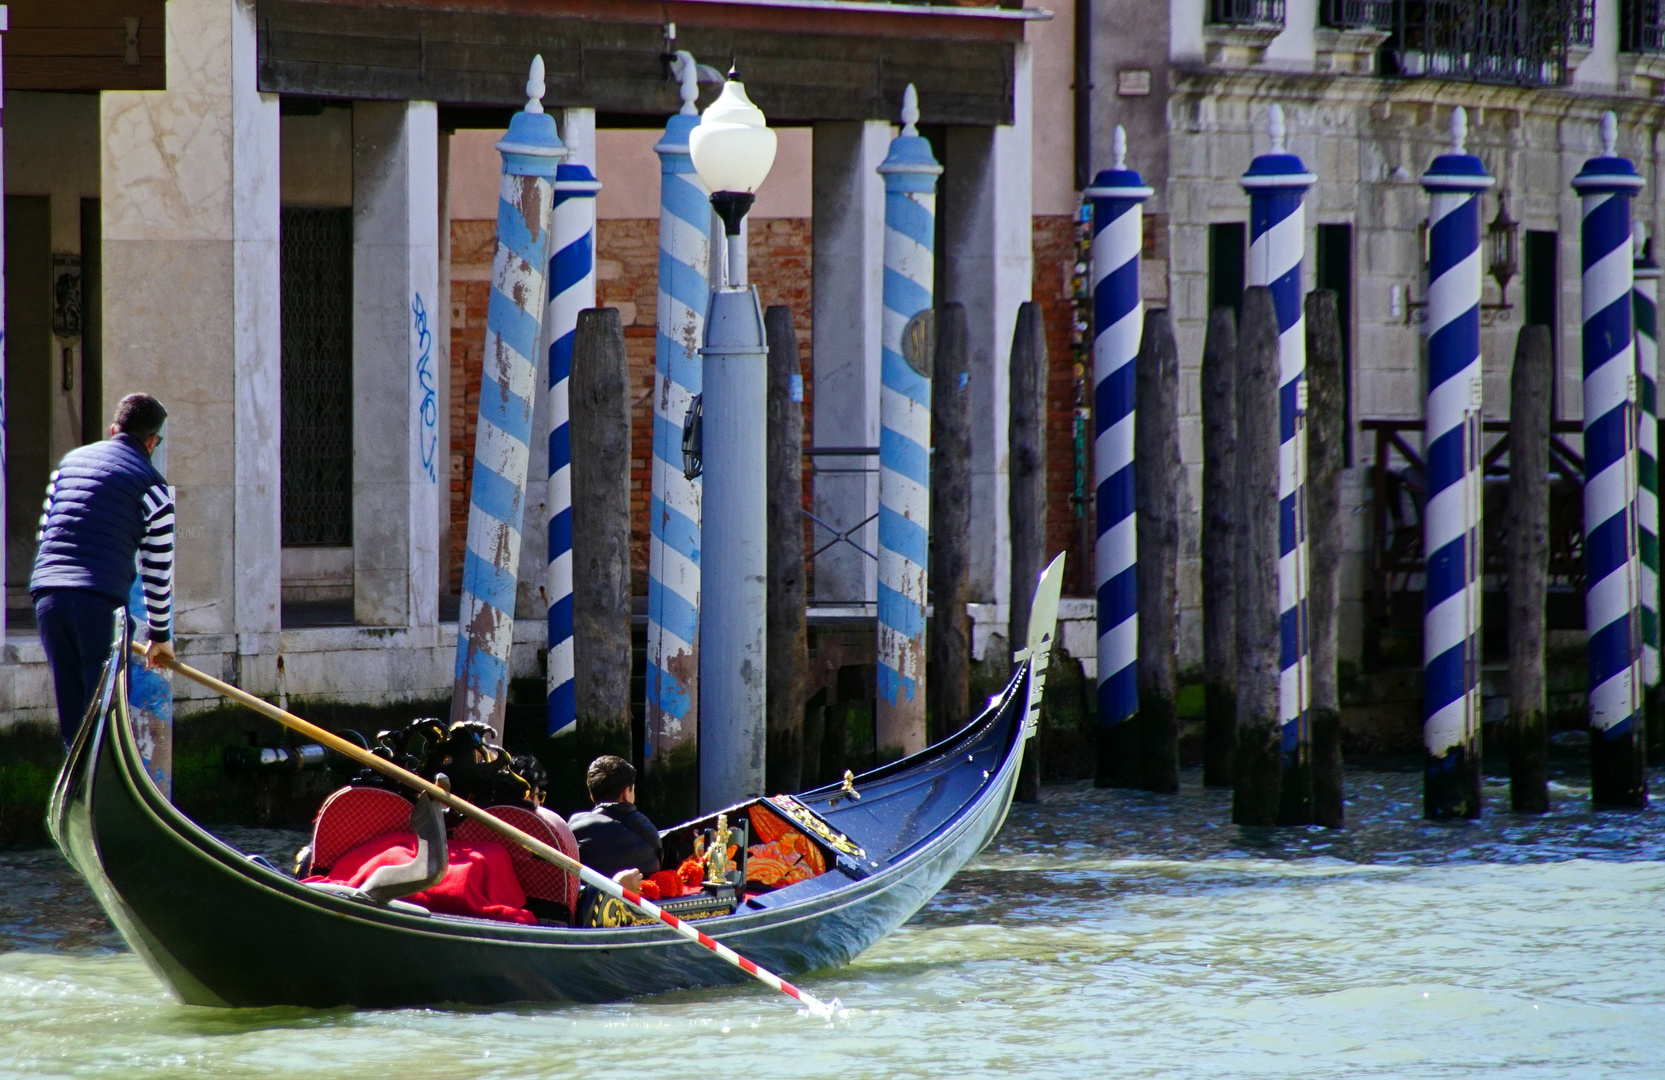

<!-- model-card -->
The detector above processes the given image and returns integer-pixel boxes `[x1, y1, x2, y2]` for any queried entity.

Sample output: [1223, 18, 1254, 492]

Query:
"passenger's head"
[513, 754, 548, 805]
[586, 755, 636, 804]
[111, 394, 168, 449]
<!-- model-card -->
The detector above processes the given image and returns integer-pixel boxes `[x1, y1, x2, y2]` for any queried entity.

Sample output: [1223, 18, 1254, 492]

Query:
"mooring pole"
[929, 303, 973, 744]
[1420, 106, 1491, 819]
[1086, 125, 1153, 789]
[1234, 286, 1283, 825]
[1634, 226, 1661, 756]
[1240, 104, 1316, 824]
[1010, 300, 1048, 802]
[451, 58, 565, 735]
[545, 120, 601, 738]
[1305, 289, 1346, 827]
[1573, 111, 1649, 808]
[765, 304, 808, 794]
[1135, 308, 1181, 793]
[1201, 305, 1238, 787]
[875, 85, 942, 760]
[1508, 324, 1553, 813]
[646, 56, 710, 811]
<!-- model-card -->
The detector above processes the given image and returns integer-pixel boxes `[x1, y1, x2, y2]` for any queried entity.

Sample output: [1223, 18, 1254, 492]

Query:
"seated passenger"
[569, 755, 661, 891]
[511, 754, 567, 833]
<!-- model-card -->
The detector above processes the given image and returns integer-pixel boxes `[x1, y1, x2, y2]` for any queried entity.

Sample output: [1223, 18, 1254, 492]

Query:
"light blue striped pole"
[451, 58, 565, 734]
[1574, 111, 1649, 807]
[1633, 225, 1660, 723]
[545, 137, 600, 738]
[647, 60, 710, 790]
[1085, 125, 1152, 789]
[874, 84, 942, 759]
[1420, 107, 1492, 820]
[1240, 104, 1317, 823]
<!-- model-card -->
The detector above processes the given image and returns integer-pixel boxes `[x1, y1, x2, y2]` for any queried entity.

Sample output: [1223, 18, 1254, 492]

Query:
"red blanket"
[307, 830, 536, 925]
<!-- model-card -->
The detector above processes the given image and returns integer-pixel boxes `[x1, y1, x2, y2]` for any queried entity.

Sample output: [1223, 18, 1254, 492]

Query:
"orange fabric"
[307, 830, 536, 925]
[748, 804, 793, 844]
[745, 831, 826, 887]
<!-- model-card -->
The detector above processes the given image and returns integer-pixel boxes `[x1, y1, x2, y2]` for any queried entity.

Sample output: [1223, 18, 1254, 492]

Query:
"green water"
[2, 763, 1662, 1078]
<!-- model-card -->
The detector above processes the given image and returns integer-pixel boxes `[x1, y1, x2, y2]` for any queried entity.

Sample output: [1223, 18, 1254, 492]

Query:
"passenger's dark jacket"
[568, 801, 662, 878]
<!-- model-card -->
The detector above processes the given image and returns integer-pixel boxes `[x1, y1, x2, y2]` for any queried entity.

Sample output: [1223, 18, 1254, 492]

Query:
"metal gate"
[280, 207, 353, 547]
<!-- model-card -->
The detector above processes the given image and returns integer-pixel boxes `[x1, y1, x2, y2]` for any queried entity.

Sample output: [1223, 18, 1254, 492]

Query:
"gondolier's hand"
[143, 639, 175, 669]
[613, 868, 642, 892]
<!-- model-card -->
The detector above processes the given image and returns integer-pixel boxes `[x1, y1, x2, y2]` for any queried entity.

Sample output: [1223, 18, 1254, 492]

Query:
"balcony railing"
[1383, 0, 1594, 86]
[1321, 0, 1394, 29]
[1210, 0, 1286, 26]
[1623, 0, 1665, 52]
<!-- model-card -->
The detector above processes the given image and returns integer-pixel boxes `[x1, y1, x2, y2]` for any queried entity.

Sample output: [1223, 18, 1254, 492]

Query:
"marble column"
[810, 119, 888, 603]
[351, 100, 441, 629]
[101, 0, 281, 651]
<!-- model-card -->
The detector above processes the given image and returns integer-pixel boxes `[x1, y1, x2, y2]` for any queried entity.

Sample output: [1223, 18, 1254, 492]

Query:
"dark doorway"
[1315, 223, 1354, 465]
[1208, 222, 1246, 319]
[1523, 230, 1558, 417]
[6, 195, 52, 603]
[81, 199, 102, 446]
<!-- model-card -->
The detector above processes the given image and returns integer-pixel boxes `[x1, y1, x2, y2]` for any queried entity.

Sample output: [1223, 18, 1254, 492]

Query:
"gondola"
[48, 562, 1063, 1010]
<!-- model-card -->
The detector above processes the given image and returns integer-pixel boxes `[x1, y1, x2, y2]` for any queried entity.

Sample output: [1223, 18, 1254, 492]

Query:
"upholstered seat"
[309, 786, 415, 874]
[453, 805, 581, 918]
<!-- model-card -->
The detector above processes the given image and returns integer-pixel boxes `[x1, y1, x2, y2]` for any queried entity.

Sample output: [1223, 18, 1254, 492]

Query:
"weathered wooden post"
[452, 59, 564, 735]
[1086, 127, 1153, 789]
[645, 54, 711, 804]
[1010, 300, 1047, 802]
[1634, 227, 1661, 757]
[1201, 305, 1238, 788]
[1135, 308, 1180, 793]
[765, 305, 808, 794]
[1240, 104, 1316, 824]
[1573, 111, 1648, 808]
[1305, 289, 1346, 827]
[545, 120, 602, 738]
[929, 303, 972, 744]
[1234, 286, 1283, 824]
[569, 308, 632, 744]
[1508, 324, 1553, 813]
[875, 85, 942, 760]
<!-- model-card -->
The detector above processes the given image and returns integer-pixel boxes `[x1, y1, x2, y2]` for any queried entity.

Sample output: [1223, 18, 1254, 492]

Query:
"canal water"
[2, 757, 1662, 1078]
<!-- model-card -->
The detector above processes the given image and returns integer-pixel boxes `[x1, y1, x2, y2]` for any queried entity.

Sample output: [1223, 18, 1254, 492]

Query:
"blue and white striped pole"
[451, 58, 565, 734]
[1634, 224, 1660, 727]
[1420, 107, 1492, 820]
[545, 128, 600, 738]
[647, 55, 710, 787]
[1240, 103, 1317, 822]
[874, 84, 942, 759]
[1085, 125, 1152, 788]
[1574, 111, 1649, 807]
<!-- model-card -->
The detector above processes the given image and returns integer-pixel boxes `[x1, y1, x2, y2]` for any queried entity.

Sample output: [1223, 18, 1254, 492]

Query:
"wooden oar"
[130, 643, 838, 1020]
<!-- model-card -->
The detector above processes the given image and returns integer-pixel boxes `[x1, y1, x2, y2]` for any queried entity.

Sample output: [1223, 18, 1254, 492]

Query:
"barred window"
[1623, 0, 1665, 52]
[1384, 0, 1593, 86]
[1210, 0, 1286, 25]
[1321, 0, 1394, 28]
[280, 207, 353, 547]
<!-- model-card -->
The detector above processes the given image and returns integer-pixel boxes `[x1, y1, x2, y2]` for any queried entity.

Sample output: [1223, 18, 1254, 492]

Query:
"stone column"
[0, 5, 8, 642]
[101, 0, 281, 649]
[352, 99, 441, 630]
[941, 41, 1034, 608]
[810, 119, 888, 602]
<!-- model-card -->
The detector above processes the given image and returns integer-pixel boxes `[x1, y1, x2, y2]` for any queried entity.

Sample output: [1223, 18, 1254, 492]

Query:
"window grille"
[1210, 0, 1286, 26]
[1322, 0, 1394, 28]
[280, 207, 354, 547]
[1623, 0, 1665, 52]
[1384, 1, 1589, 86]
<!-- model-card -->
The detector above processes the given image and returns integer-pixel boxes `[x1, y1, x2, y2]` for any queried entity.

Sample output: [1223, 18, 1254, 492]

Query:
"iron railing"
[1321, 0, 1394, 29]
[1209, 0, 1286, 26]
[1383, 0, 1593, 86]
[280, 207, 354, 547]
[1623, 0, 1665, 52]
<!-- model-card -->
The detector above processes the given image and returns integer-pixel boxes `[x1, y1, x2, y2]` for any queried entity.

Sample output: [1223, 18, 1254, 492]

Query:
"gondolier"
[31, 393, 175, 745]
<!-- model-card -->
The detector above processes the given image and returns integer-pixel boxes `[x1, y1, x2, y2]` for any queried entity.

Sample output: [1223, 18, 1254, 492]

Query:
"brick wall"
[1032, 213, 1091, 597]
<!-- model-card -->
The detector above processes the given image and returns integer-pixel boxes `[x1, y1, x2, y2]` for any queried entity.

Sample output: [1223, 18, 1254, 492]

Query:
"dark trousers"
[35, 589, 124, 746]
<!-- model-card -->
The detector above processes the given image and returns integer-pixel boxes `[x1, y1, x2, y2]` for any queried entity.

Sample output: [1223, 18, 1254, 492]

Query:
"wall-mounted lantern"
[1486, 191, 1519, 300]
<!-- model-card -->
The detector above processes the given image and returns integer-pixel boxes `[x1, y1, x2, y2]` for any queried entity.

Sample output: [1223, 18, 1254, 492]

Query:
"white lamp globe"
[689, 75, 777, 194]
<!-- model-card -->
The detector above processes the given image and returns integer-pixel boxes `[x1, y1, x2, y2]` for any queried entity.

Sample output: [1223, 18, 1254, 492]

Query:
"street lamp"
[687, 68, 776, 812]
[1487, 191, 1519, 300]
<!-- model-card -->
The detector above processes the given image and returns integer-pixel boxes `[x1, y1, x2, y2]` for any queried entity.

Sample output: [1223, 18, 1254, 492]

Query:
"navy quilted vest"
[30, 434, 166, 604]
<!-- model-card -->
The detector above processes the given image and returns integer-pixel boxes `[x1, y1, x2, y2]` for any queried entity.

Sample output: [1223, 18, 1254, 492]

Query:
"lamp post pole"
[691, 72, 777, 812]
[1573, 111, 1648, 808]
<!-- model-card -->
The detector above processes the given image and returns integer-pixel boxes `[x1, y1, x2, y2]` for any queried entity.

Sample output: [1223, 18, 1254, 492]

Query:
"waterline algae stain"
[3, 765, 1662, 1077]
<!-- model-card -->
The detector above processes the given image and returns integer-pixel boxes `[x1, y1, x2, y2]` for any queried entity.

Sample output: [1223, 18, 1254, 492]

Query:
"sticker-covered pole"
[1420, 106, 1491, 820]
[451, 58, 565, 735]
[874, 85, 942, 759]
[1573, 111, 1648, 807]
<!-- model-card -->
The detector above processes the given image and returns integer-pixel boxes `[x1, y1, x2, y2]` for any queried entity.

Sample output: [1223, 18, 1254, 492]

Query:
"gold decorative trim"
[768, 794, 866, 860]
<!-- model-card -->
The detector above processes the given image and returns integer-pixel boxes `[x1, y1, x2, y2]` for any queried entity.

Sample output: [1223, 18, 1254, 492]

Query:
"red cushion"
[308, 831, 536, 925]
[310, 787, 414, 872]
[453, 805, 581, 916]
